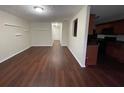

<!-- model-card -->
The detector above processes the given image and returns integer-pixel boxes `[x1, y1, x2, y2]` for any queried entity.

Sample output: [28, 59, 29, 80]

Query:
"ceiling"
[90, 5, 124, 24]
[0, 5, 83, 22]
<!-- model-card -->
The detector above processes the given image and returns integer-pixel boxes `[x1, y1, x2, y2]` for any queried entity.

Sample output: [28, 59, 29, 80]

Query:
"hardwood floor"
[0, 41, 124, 87]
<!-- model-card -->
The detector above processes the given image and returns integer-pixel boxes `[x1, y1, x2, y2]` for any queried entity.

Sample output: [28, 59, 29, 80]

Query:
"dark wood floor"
[0, 41, 124, 87]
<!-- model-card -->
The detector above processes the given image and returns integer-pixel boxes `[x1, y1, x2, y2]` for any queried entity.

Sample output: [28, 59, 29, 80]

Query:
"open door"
[51, 22, 62, 45]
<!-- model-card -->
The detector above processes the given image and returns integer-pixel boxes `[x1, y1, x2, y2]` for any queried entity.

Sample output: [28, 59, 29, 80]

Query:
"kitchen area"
[86, 5, 124, 67]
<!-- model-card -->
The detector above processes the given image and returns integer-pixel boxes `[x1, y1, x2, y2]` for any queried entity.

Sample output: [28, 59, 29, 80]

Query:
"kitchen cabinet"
[106, 41, 124, 63]
[88, 15, 95, 35]
[86, 44, 98, 66]
[114, 21, 124, 34]
[96, 19, 124, 34]
[96, 23, 114, 34]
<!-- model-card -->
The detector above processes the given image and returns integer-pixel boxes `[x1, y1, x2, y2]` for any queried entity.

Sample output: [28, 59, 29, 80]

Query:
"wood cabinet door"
[96, 23, 114, 34]
[86, 45, 98, 66]
[114, 21, 124, 34]
[89, 15, 95, 35]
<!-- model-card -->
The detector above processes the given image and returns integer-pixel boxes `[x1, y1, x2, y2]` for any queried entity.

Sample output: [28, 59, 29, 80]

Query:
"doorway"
[51, 22, 62, 45]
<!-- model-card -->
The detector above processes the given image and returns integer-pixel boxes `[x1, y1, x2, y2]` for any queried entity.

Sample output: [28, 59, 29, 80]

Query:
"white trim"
[31, 42, 53, 47]
[31, 44, 53, 47]
[61, 42, 68, 46]
[32, 45, 52, 47]
[67, 46, 85, 68]
[0, 46, 31, 63]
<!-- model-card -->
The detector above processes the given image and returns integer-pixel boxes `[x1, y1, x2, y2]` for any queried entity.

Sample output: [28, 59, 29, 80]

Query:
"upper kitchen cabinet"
[96, 23, 114, 34]
[88, 14, 95, 35]
[114, 20, 124, 34]
[96, 19, 124, 35]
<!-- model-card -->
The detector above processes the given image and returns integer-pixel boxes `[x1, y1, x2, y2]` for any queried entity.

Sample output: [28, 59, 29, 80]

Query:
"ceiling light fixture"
[34, 6, 44, 13]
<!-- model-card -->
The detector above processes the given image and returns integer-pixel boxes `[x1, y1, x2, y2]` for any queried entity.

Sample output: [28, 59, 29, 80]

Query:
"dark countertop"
[87, 39, 98, 45]
[88, 42, 98, 45]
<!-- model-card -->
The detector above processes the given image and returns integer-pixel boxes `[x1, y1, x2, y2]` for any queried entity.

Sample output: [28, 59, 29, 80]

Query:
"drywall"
[30, 22, 69, 46]
[0, 10, 30, 63]
[68, 6, 90, 67]
[30, 22, 52, 46]
[62, 21, 69, 46]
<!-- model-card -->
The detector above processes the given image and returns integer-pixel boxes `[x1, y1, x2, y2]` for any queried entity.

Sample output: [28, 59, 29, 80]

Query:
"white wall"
[30, 22, 69, 46]
[68, 6, 90, 67]
[62, 21, 69, 46]
[30, 22, 52, 46]
[0, 10, 30, 63]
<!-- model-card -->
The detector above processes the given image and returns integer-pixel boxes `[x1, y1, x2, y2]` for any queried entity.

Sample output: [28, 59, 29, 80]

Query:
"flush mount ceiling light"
[34, 6, 44, 13]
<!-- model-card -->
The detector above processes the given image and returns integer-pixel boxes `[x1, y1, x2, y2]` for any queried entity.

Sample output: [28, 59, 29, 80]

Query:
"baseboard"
[0, 46, 31, 63]
[61, 43, 68, 46]
[31, 44, 53, 47]
[67, 46, 85, 68]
